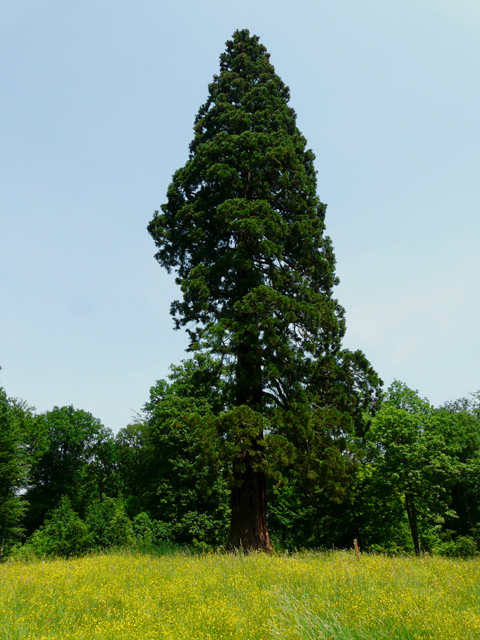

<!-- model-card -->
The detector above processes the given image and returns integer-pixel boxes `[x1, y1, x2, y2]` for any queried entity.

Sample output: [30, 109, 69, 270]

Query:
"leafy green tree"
[132, 511, 156, 546]
[0, 387, 34, 560]
[148, 29, 380, 549]
[24, 406, 115, 535]
[136, 356, 231, 546]
[116, 355, 230, 545]
[115, 421, 153, 518]
[366, 382, 462, 555]
[442, 391, 480, 420]
[436, 393, 480, 545]
[22, 495, 92, 558]
[85, 497, 134, 549]
[350, 463, 413, 554]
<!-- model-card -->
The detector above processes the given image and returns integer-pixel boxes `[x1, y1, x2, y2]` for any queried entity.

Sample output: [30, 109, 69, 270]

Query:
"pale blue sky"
[1, 0, 479, 431]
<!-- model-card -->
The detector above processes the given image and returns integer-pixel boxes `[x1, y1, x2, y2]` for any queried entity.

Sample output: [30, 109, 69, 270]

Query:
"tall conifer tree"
[148, 30, 381, 550]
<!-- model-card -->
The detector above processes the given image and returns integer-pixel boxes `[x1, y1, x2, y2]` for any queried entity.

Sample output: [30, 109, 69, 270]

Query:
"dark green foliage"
[19, 497, 178, 559]
[85, 498, 134, 549]
[132, 512, 155, 545]
[24, 406, 116, 535]
[23, 496, 92, 558]
[143, 361, 231, 545]
[0, 387, 32, 560]
[268, 481, 352, 550]
[350, 463, 415, 554]
[148, 29, 380, 413]
[115, 421, 152, 518]
[2, 375, 479, 556]
[21, 497, 136, 558]
[117, 355, 231, 546]
[265, 383, 480, 555]
[435, 393, 480, 545]
[436, 535, 477, 558]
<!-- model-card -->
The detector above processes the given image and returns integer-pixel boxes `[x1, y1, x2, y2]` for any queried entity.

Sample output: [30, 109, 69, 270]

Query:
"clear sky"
[1, 0, 479, 432]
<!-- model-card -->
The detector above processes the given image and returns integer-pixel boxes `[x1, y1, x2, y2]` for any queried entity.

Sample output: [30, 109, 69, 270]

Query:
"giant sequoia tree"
[148, 30, 381, 550]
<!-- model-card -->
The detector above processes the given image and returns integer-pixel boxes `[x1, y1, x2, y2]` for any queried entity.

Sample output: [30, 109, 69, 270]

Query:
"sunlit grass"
[1, 550, 479, 639]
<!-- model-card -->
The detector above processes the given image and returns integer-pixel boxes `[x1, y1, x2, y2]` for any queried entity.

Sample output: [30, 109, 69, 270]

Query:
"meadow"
[1, 550, 479, 640]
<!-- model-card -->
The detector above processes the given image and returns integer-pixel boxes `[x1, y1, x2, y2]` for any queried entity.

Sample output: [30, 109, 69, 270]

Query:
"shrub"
[21, 496, 92, 558]
[85, 498, 134, 549]
[132, 512, 154, 544]
[437, 535, 477, 558]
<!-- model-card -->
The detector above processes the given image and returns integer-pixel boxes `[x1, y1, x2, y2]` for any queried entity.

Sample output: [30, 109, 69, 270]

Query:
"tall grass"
[1, 550, 479, 639]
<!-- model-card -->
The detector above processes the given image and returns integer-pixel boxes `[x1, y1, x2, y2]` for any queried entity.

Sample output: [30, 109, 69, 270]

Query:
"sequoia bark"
[228, 451, 273, 551]
[227, 342, 273, 551]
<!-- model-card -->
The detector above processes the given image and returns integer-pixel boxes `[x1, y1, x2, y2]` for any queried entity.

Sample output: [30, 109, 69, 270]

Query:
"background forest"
[1, 367, 479, 561]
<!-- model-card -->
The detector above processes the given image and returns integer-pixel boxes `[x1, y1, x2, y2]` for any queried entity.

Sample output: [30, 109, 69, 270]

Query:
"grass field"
[1, 550, 479, 639]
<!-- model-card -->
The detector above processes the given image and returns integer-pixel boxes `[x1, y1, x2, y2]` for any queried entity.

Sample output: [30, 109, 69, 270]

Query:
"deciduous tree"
[366, 382, 461, 555]
[135, 356, 231, 545]
[24, 406, 114, 535]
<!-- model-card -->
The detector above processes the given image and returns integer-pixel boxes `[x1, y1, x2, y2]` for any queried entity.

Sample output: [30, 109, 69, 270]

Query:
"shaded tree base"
[227, 462, 273, 552]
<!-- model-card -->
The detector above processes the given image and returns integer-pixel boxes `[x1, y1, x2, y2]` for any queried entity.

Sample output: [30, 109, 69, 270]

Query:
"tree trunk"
[227, 450, 273, 551]
[405, 491, 421, 556]
[227, 337, 273, 551]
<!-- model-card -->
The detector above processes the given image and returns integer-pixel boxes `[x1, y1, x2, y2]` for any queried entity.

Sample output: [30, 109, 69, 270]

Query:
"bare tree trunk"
[227, 450, 273, 551]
